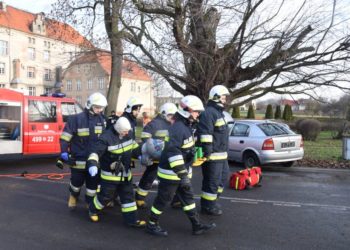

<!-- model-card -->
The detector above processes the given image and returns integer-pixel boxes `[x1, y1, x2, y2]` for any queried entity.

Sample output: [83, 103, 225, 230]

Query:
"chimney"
[0, 2, 7, 12]
[54, 66, 63, 93]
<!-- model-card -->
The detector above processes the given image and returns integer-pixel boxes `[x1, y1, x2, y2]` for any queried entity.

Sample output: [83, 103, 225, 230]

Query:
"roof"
[70, 51, 152, 81]
[0, 5, 93, 47]
[280, 99, 298, 106]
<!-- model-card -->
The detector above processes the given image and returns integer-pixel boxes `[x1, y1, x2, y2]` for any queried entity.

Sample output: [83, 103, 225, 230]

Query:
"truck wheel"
[243, 152, 260, 168]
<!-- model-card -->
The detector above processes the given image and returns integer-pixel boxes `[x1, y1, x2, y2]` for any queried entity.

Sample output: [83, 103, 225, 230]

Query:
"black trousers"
[200, 160, 229, 208]
[150, 179, 197, 223]
[69, 168, 99, 203]
[135, 163, 158, 200]
[89, 179, 138, 224]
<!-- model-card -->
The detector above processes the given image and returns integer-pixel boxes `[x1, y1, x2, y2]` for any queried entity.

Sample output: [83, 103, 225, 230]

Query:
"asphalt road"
[0, 159, 349, 250]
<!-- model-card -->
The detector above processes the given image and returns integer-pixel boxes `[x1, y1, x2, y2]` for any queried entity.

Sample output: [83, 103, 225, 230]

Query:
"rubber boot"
[89, 211, 99, 222]
[136, 200, 148, 209]
[146, 221, 168, 237]
[68, 195, 77, 210]
[123, 212, 146, 228]
[189, 214, 216, 235]
[126, 220, 147, 228]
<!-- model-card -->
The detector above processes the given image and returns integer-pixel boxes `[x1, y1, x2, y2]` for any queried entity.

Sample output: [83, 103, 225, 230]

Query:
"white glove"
[89, 166, 98, 177]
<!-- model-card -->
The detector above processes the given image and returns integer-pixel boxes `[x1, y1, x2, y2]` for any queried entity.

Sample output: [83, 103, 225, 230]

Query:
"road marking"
[273, 203, 301, 207]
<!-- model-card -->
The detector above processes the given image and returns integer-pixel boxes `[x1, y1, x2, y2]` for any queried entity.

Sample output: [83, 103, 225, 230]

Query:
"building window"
[43, 50, 50, 62]
[66, 80, 72, 91]
[44, 87, 51, 95]
[44, 69, 52, 81]
[0, 62, 5, 74]
[98, 77, 104, 90]
[28, 37, 35, 44]
[138, 86, 141, 93]
[0, 84, 5, 88]
[76, 80, 81, 90]
[87, 79, 93, 90]
[27, 67, 35, 78]
[28, 87, 36, 96]
[0, 40, 8, 56]
[130, 82, 136, 92]
[28, 47, 36, 60]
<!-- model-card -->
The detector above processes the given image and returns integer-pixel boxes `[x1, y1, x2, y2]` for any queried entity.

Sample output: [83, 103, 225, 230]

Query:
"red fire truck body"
[0, 88, 82, 159]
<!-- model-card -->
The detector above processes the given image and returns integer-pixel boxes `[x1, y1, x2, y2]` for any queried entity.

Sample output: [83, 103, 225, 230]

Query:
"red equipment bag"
[229, 167, 262, 190]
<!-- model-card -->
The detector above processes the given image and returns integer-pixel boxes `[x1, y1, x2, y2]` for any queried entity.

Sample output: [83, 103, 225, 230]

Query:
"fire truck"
[0, 88, 82, 160]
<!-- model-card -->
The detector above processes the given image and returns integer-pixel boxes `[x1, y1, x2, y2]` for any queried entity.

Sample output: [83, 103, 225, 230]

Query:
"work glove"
[89, 166, 98, 177]
[61, 152, 69, 161]
[179, 175, 192, 191]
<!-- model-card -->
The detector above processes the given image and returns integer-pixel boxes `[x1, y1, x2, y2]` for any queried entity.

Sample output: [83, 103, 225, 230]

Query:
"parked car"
[227, 119, 304, 168]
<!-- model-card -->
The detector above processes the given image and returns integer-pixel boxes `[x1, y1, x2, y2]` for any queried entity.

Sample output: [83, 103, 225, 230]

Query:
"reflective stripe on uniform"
[86, 188, 97, 197]
[60, 132, 72, 142]
[88, 153, 99, 162]
[183, 203, 196, 211]
[201, 191, 217, 201]
[208, 152, 228, 160]
[141, 132, 152, 139]
[182, 136, 195, 149]
[168, 155, 185, 168]
[151, 206, 162, 215]
[157, 167, 192, 181]
[70, 183, 81, 192]
[71, 161, 86, 170]
[95, 126, 103, 134]
[93, 196, 104, 210]
[121, 202, 137, 213]
[77, 128, 89, 136]
[155, 130, 168, 138]
[218, 186, 224, 194]
[200, 134, 213, 143]
[132, 141, 139, 149]
[215, 118, 226, 127]
[136, 187, 149, 196]
[100, 170, 132, 182]
[108, 139, 135, 154]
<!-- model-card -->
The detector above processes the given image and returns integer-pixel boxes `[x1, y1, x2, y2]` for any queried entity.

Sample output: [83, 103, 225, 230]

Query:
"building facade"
[0, 2, 91, 95]
[63, 51, 155, 115]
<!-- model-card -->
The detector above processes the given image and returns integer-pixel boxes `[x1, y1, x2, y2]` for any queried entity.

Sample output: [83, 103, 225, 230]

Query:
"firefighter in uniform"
[121, 96, 143, 140]
[86, 117, 145, 227]
[60, 92, 107, 209]
[146, 95, 216, 237]
[135, 103, 178, 208]
[198, 85, 230, 216]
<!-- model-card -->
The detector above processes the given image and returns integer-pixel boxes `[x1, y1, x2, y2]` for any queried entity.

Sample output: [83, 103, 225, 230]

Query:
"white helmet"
[178, 95, 205, 118]
[160, 103, 178, 117]
[86, 92, 108, 109]
[114, 117, 131, 134]
[209, 85, 230, 103]
[125, 96, 143, 113]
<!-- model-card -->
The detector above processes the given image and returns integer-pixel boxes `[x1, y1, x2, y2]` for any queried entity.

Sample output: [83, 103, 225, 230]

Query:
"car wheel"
[243, 152, 260, 168]
[282, 161, 294, 167]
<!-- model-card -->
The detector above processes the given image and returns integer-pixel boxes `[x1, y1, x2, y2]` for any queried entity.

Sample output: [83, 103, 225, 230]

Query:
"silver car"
[228, 120, 304, 168]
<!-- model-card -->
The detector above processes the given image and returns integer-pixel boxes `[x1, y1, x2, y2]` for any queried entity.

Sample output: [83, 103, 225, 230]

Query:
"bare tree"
[118, 0, 350, 105]
[50, 0, 125, 115]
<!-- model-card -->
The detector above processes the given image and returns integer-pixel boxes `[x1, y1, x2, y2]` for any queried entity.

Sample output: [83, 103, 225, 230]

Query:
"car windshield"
[258, 123, 293, 136]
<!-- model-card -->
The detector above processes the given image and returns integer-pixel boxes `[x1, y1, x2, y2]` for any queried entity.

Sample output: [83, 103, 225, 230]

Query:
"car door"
[228, 122, 250, 162]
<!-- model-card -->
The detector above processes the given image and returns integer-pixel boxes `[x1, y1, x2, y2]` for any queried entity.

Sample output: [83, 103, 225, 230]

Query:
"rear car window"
[258, 123, 293, 136]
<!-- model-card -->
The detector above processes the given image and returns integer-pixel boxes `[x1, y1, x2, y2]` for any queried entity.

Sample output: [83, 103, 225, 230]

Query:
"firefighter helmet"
[86, 92, 108, 109]
[178, 95, 205, 118]
[160, 103, 177, 117]
[114, 117, 131, 134]
[125, 96, 143, 113]
[209, 85, 230, 104]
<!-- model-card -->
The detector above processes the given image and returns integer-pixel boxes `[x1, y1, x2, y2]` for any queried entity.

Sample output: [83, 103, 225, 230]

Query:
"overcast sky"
[6, 0, 55, 13]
